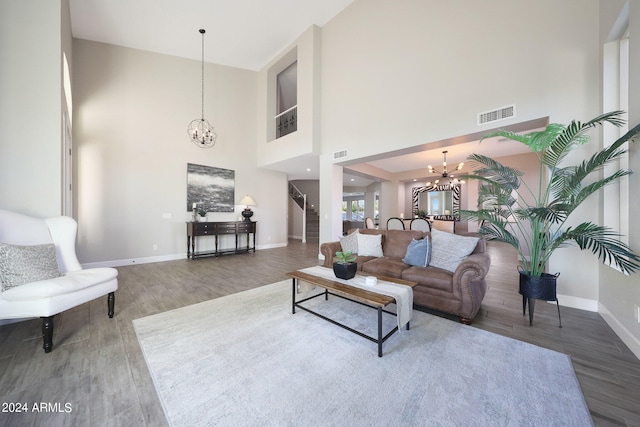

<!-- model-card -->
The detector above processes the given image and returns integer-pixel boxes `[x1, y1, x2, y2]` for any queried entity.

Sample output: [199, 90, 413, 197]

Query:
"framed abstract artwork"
[187, 163, 235, 212]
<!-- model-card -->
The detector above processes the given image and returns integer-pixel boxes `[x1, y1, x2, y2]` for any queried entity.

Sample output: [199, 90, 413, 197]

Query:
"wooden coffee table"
[287, 268, 416, 357]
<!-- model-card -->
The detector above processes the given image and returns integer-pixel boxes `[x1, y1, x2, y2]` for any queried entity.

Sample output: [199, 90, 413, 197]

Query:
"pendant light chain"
[187, 28, 217, 149]
[200, 29, 205, 121]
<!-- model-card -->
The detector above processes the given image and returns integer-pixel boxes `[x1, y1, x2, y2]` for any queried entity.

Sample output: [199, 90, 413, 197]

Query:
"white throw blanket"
[298, 266, 413, 331]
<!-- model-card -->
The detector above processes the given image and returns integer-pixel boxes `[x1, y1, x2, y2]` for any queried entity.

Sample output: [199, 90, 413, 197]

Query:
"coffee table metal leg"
[378, 307, 383, 357]
[291, 278, 296, 314]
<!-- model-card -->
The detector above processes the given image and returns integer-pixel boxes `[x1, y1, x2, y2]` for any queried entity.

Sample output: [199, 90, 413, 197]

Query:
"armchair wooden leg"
[41, 316, 54, 353]
[108, 292, 115, 318]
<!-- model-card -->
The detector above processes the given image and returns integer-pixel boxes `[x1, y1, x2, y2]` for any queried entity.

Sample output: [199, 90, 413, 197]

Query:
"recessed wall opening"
[276, 61, 297, 139]
[267, 47, 297, 142]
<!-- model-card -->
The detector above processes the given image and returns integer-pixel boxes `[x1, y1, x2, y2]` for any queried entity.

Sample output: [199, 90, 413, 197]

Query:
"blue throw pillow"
[402, 238, 431, 267]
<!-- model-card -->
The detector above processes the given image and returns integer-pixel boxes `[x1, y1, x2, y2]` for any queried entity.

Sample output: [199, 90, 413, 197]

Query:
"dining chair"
[410, 217, 431, 232]
[365, 217, 375, 229]
[386, 217, 405, 230]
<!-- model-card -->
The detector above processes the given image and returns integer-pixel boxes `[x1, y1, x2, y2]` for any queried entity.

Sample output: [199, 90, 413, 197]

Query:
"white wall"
[72, 40, 288, 264]
[257, 26, 321, 168]
[0, 0, 66, 217]
[598, 0, 640, 357]
[318, 0, 602, 303]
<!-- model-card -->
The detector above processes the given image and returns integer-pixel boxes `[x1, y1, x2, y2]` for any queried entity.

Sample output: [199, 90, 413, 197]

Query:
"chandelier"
[188, 29, 217, 149]
[426, 150, 465, 186]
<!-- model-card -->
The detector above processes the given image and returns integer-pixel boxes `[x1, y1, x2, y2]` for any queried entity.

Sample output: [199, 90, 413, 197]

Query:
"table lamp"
[239, 195, 257, 222]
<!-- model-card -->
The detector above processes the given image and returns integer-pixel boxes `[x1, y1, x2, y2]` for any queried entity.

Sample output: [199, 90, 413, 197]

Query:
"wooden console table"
[186, 221, 256, 260]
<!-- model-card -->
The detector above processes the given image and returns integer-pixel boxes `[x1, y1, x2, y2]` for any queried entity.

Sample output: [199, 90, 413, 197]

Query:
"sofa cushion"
[353, 256, 377, 271]
[0, 268, 118, 302]
[382, 230, 425, 258]
[356, 233, 383, 257]
[0, 243, 60, 292]
[402, 266, 454, 292]
[362, 257, 409, 278]
[402, 238, 431, 267]
[340, 229, 359, 254]
[429, 229, 480, 273]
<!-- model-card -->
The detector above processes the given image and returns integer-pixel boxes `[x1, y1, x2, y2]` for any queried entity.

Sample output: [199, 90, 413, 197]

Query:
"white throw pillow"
[340, 229, 359, 254]
[356, 233, 383, 257]
[429, 229, 479, 273]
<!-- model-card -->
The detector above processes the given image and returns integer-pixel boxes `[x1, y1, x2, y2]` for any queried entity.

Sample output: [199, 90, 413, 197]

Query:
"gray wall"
[0, 0, 67, 217]
[72, 40, 288, 263]
[599, 0, 640, 357]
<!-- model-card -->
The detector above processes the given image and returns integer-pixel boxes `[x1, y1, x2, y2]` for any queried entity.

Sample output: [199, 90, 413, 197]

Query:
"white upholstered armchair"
[0, 210, 118, 353]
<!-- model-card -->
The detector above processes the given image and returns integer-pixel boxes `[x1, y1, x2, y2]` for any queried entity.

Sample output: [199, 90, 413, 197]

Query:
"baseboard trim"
[598, 303, 640, 359]
[256, 242, 287, 250]
[81, 243, 288, 268]
[555, 293, 598, 312]
[82, 253, 186, 268]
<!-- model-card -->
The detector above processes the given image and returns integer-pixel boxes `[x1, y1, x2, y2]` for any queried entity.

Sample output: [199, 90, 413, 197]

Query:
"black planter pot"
[333, 262, 357, 280]
[518, 269, 562, 327]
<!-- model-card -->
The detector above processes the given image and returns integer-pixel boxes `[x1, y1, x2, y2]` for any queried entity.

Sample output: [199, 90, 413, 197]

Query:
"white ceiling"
[68, 1, 543, 187]
[69, 0, 354, 71]
[341, 140, 521, 189]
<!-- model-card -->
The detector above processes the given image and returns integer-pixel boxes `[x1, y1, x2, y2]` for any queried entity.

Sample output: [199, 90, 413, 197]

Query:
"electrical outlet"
[153, 244, 158, 251]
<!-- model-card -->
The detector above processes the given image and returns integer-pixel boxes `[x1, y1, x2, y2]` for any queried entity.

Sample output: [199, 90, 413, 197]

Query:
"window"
[603, 19, 629, 270]
[342, 195, 365, 221]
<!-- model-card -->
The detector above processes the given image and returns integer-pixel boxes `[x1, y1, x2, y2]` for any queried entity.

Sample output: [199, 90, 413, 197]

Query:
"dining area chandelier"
[426, 150, 465, 186]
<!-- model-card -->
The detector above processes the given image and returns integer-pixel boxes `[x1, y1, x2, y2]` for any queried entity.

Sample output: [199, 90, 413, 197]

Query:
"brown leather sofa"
[320, 228, 491, 324]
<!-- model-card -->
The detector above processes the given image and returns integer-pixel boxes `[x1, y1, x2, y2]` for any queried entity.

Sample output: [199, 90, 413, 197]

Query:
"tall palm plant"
[462, 111, 640, 277]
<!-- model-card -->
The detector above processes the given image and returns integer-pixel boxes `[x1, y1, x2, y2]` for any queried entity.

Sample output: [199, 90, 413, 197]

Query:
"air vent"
[477, 105, 515, 125]
[333, 149, 348, 160]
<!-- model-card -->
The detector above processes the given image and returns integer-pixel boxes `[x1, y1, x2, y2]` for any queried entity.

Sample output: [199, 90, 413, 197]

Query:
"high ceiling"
[69, 0, 354, 71]
[68, 0, 540, 187]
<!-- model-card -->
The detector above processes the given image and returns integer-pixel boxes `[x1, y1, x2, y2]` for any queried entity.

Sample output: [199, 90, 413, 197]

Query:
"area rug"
[133, 280, 592, 427]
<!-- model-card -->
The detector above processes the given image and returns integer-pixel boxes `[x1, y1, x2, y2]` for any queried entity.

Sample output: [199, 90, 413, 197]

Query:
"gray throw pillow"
[0, 243, 60, 292]
[339, 229, 359, 254]
[429, 229, 479, 273]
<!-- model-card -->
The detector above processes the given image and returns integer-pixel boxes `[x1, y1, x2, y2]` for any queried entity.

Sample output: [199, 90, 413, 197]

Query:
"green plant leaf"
[464, 111, 640, 278]
[551, 223, 640, 274]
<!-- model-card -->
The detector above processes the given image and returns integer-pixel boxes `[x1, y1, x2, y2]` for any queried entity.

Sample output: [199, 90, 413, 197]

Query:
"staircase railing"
[288, 181, 307, 243]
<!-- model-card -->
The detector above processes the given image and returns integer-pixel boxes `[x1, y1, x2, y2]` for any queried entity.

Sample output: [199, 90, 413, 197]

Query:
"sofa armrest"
[452, 252, 491, 285]
[320, 242, 342, 268]
[452, 252, 491, 321]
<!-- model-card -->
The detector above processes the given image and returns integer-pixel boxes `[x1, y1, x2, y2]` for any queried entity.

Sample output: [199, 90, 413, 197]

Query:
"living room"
[1, 0, 640, 425]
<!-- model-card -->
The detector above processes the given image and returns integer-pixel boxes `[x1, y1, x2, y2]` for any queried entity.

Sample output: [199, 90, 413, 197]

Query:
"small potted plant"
[198, 209, 207, 222]
[413, 209, 428, 219]
[333, 250, 357, 280]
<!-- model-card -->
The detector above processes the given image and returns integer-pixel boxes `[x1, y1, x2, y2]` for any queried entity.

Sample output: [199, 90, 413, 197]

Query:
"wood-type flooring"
[0, 240, 638, 426]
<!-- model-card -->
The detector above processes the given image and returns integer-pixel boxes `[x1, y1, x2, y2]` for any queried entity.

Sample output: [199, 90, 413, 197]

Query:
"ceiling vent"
[477, 105, 515, 125]
[333, 149, 348, 160]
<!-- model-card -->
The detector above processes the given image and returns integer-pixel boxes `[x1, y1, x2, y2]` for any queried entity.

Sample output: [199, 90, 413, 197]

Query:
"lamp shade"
[239, 195, 256, 206]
